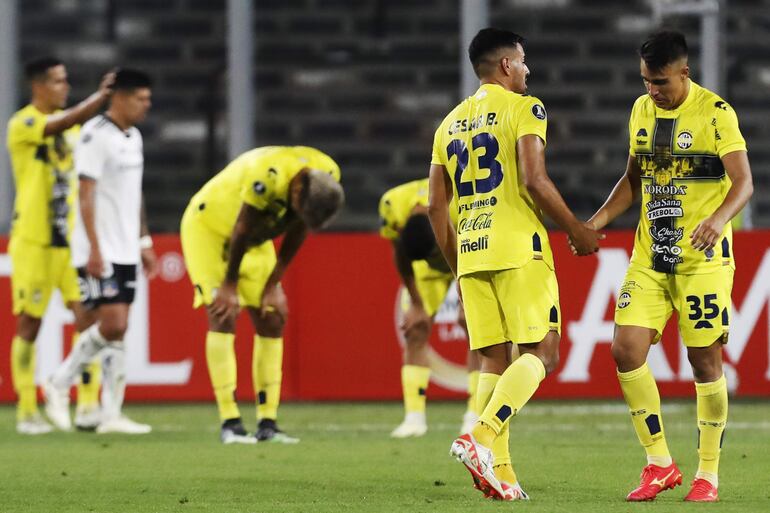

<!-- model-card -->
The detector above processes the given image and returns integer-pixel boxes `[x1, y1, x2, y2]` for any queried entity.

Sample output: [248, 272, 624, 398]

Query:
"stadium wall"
[1, 230, 770, 402]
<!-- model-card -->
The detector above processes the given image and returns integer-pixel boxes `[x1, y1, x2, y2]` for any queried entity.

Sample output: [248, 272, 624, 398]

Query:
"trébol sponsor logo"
[458, 212, 493, 233]
[459, 196, 497, 213]
[646, 198, 683, 220]
[460, 235, 489, 254]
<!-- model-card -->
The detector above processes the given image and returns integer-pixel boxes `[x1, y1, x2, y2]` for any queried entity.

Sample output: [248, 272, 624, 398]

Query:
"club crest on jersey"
[617, 292, 631, 309]
[676, 130, 693, 150]
[253, 181, 266, 194]
[531, 104, 546, 120]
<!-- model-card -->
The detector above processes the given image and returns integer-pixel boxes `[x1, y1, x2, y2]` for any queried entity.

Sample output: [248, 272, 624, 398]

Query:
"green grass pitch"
[1, 400, 768, 512]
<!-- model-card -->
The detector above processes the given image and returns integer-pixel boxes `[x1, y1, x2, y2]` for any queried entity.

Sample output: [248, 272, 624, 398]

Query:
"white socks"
[52, 324, 108, 388]
[100, 342, 126, 421]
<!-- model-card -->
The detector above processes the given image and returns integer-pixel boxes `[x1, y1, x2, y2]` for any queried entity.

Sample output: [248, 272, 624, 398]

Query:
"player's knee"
[258, 312, 285, 338]
[16, 313, 42, 341]
[100, 319, 128, 341]
[542, 351, 560, 375]
[610, 340, 632, 366]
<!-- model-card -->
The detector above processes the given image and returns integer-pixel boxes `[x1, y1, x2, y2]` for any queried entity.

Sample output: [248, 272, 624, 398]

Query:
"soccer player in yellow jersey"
[6, 57, 114, 434]
[181, 146, 344, 444]
[428, 28, 603, 500]
[379, 179, 480, 438]
[586, 31, 753, 503]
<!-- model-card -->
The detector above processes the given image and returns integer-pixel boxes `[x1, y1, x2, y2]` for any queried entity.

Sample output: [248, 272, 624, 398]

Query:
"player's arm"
[43, 71, 115, 136]
[79, 177, 104, 278]
[259, 218, 308, 317]
[392, 240, 423, 308]
[139, 195, 158, 279]
[588, 155, 642, 230]
[427, 163, 458, 277]
[517, 134, 603, 255]
[690, 150, 753, 251]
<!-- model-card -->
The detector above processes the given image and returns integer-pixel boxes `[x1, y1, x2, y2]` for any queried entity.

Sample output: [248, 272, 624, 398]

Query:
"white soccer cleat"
[390, 412, 427, 438]
[498, 481, 530, 501]
[43, 378, 72, 431]
[17, 414, 54, 435]
[75, 405, 102, 431]
[449, 433, 504, 499]
[460, 410, 479, 435]
[96, 415, 152, 435]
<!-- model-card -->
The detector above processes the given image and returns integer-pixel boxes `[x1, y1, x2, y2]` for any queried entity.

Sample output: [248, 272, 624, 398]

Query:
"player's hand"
[690, 214, 726, 252]
[210, 281, 240, 321]
[568, 221, 605, 256]
[141, 248, 159, 279]
[98, 70, 117, 96]
[259, 283, 288, 321]
[401, 303, 431, 340]
[86, 248, 105, 278]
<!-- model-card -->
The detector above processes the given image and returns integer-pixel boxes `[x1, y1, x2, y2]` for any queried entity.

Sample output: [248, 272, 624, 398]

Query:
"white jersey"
[72, 115, 144, 266]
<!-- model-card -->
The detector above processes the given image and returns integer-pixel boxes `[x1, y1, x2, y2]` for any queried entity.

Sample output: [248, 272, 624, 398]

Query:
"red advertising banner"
[1, 230, 769, 402]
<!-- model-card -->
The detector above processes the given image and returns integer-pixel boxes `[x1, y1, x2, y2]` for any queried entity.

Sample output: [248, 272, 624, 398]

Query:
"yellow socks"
[475, 373, 499, 416]
[466, 370, 480, 415]
[473, 354, 545, 447]
[617, 363, 672, 467]
[205, 331, 240, 421]
[73, 332, 101, 409]
[401, 365, 431, 414]
[695, 375, 728, 487]
[11, 336, 37, 421]
[253, 336, 283, 420]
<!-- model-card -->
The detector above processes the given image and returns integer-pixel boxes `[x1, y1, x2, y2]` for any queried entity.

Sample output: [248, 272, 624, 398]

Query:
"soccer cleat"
[43, 378, 72, 431]
[684, 478, 719, 502]
[17, 414, 54, 435]
[256, 419, 299, 444]
[449, 433, 504, 499]
[626, 462, 683, 501]
[74, 405, 101, 431]
[96, 415, 151, 435]
[391, 412, 428, 438]
[460, 410, 478, 435]
[496, 481, 530, 501]
[220, 419, 256, 445]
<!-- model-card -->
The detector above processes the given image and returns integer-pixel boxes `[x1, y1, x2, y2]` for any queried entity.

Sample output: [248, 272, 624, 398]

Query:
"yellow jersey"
[190, 146, 341, 241]
[431, 83, 554, 277]
[7, 104, 79, 247]
[378, 178, 458, 240]
[629, 81, 746, 274]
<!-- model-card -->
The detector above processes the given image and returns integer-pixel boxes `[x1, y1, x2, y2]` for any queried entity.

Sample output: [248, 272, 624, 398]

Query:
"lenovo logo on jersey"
[645, 184, 687, 195]
[460, 235, 489, 254]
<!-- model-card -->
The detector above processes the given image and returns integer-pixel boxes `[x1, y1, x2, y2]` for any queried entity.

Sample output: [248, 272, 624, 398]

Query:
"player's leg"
[678, 268, 732, 502]
[460, 305, 481, 433]
[9, 238, 53, 434]
[181, 209, 252, 444]
[614, 266, 681, 501]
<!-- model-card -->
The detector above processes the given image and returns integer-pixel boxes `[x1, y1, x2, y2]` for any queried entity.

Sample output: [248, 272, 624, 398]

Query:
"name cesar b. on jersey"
[447, 112, 498, 135]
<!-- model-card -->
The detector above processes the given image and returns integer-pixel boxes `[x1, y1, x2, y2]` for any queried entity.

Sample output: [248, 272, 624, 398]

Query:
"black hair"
[468, 27, 525, 78]
[113, 68, 152, 91]
[639, 30, 688, 71]
[400, 213, 437, 261]
[24, 57, 63, 81]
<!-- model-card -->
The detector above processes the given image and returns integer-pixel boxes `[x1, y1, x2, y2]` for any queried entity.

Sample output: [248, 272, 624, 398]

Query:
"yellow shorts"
[8, 237, 81, 318]
[459, 259, 560, 349]
[615, 264, 733, 347]
[181, 205, 276, 309]
[399, 260, 454, 317]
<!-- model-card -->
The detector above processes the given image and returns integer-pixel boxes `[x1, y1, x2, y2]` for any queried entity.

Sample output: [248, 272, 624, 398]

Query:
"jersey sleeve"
[515, 96, 548, 146]
[628, 103, 638, 156]
[713, 100, 747, 158]
[430, 125, 445, 166]
[378, 190, 399, 240]
[75, 129, 107, 180]
[240, 162, 280, 211]
[7, 110, 47, 149]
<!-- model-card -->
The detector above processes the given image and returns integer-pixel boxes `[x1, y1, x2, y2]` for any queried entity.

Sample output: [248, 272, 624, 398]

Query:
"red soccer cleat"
[626, 462, 683, 501]
[684, 478, 719, 502]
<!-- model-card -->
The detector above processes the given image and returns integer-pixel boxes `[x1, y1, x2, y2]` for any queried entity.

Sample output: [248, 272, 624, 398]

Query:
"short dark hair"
[639, 30, 688, 71]
[400, 214, 437, 261]
[24, 57, 63, 82]
[113, 68, 152, 91]
[468, 28, 525, 78]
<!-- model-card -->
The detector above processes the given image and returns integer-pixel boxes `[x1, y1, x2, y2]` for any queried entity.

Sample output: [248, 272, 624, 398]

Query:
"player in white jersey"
[44, 69, 158, 435]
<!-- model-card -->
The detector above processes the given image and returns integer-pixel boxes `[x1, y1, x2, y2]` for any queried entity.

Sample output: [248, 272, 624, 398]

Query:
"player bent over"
[586, 31, 753, 502]
[181, 146, 344, 444]
[379, 179, 480, 438]
[429, 28, 602, 501]
[44, 69, 157, 434]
